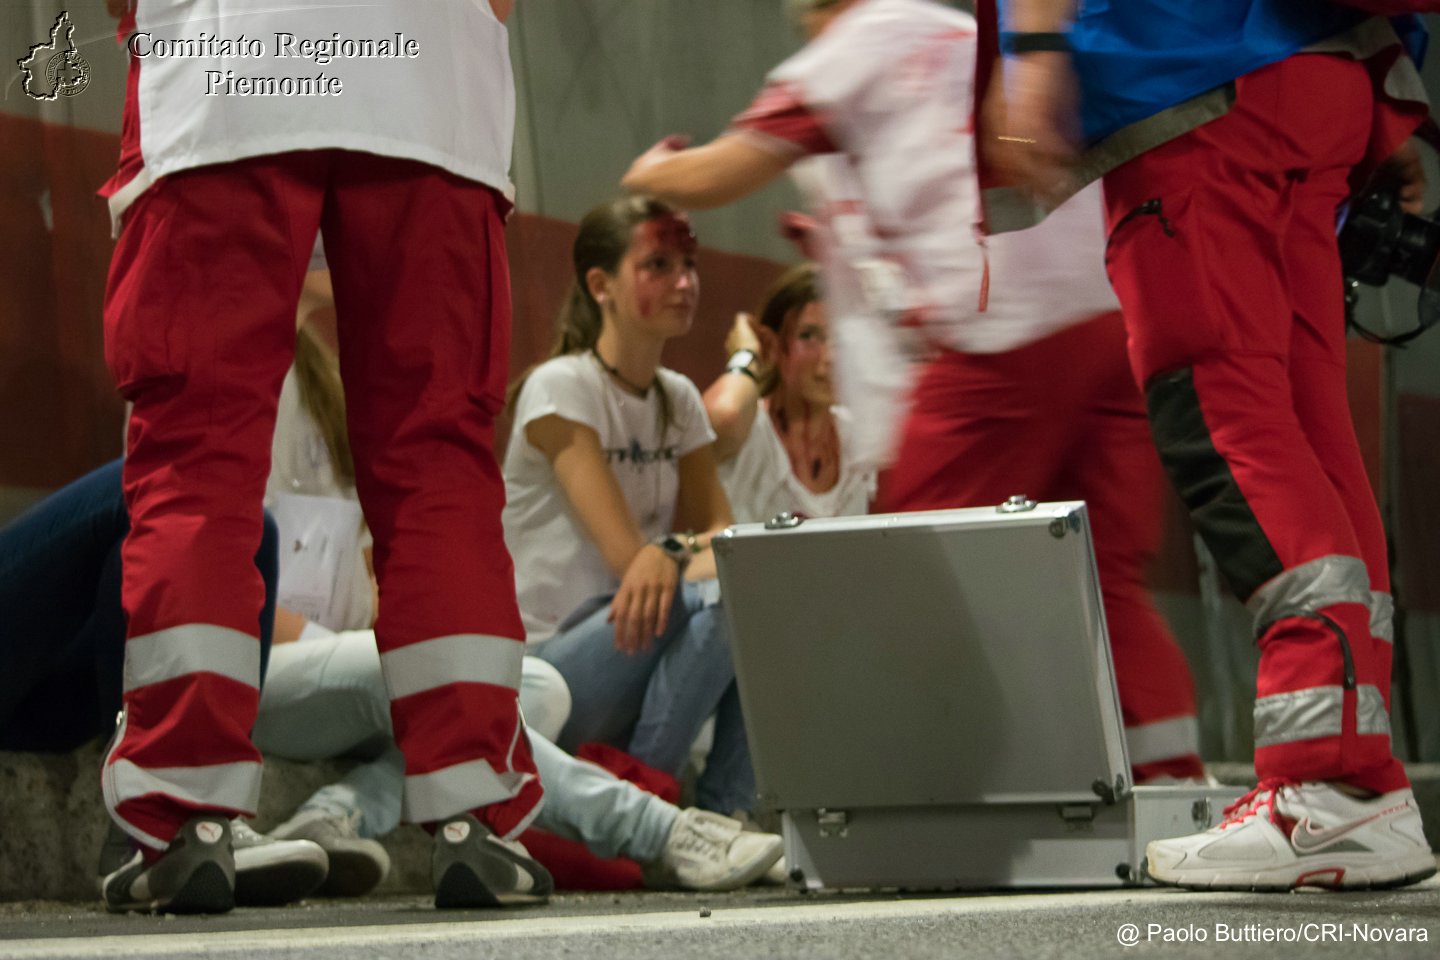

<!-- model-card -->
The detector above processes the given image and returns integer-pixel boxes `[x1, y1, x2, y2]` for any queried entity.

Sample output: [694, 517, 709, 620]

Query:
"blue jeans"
[254, 633, 678, 861]
[534, 581, 756, 815]
[0, 460, 277, 751]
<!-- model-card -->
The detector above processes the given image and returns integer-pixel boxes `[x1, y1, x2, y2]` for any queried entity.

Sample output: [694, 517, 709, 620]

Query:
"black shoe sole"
[166, 861, 237, 914]
[108, 861, 235, 915]
[434, 862, 549, 909]
[315, 850, 388, 898]
[434, 862, 504, 909]
[235, 860, 329, 907]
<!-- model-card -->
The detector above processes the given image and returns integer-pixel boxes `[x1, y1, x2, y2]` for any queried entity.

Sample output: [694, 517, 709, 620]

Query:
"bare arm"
[526, 414, 680, 652]
[671, 444, 736, 583]
[490, 0, 515, 22]
[703, 314, 765, 462]
[991, 0, 1083, 202]
[1005, 0, 1076, 30]
[673, 444, 735, 540]
[526, 415, 650, 577]
[622, 133, 794, 210]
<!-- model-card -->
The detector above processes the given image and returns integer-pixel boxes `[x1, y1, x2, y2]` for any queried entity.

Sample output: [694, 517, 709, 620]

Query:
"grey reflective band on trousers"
[123, 623, 261, 693]
[1247, 554, 1372, 639]
[379, 633, 524, 700]
[1253, 684, 1390, 748]
[104, 757, 264, 849]
[1125, 715, 1200, 766]
[1371, 590, 1395, 645]
[404, 759, 539, 836]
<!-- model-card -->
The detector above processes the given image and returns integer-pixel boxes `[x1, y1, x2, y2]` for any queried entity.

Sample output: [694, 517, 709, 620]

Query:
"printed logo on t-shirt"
[606, 439, 678, 467]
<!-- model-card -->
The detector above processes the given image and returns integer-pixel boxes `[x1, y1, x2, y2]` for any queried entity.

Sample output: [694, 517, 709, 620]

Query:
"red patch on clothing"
[734, 81, 838, 156]
[516, 743, 681, 891]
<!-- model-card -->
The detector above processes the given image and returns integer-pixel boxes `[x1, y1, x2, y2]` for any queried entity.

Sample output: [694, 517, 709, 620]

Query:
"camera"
[1338, 182, 1440, 344]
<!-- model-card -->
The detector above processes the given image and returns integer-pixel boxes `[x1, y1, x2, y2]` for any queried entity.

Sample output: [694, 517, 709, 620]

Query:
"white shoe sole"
[677, 835, 785, 892]
[1145, 848, 1437, 891]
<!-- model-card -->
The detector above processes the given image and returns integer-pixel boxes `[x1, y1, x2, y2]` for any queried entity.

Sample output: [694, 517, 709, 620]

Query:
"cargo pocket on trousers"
[103, 190, 189, 397]
[1103, 191, 1233, 381]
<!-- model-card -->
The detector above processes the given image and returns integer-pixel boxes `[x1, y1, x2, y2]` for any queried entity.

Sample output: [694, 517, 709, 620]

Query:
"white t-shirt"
[502, 354, 716, 646]
[106, 0, 515, 227]
[719, 405, 873, 524]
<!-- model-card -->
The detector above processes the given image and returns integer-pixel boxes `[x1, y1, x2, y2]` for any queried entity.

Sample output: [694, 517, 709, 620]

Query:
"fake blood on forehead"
[627, 215, 697, 319]
[637, 214, 697, 257]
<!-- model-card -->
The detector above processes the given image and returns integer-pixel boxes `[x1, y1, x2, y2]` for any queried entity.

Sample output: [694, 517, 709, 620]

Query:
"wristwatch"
[653, 534, 691, 569]
[1000, 31, 1072, 55]
[727, 349, 759, 382]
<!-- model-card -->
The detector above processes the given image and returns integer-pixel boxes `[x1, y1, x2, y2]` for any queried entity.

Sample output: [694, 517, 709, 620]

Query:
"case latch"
[997, 494, 1037, 513]
[816, 808, 849, 838]
[766, 511, 805, 530]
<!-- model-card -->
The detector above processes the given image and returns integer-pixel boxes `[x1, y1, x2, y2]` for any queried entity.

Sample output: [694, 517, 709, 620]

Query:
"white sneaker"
[269, 809, 391, 898]
[645, 809, 783, 892]
[1145, 781, 1436, 891]
[230, 819, 330, 906]
[759, 855, 790, 886]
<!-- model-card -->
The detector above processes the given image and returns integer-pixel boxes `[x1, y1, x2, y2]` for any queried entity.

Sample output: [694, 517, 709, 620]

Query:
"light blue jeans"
[251, 632, 678, 862]
[533, 581, 756, 815]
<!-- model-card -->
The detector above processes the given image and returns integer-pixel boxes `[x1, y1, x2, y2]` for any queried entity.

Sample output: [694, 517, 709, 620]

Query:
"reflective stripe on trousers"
[1126, 715, 1200, 767]
[1253, 684, 1391, 749]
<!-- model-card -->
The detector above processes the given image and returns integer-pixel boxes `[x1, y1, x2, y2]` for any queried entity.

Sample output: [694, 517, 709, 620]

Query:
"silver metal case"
[713, 502, 1229, 890]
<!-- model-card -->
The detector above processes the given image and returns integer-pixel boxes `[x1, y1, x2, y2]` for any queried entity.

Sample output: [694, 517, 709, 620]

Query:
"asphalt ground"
[4, 868, 1440, 960]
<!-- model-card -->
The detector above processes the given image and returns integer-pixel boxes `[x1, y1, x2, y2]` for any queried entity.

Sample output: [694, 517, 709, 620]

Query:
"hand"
[725, 312, 763, 357]
[609, 545, 679, 654]
[778, 211, 821, 259]
[990, 53, 1081, 206]
[622, 135, 693, 192]
[1382, 138, 1427, 215]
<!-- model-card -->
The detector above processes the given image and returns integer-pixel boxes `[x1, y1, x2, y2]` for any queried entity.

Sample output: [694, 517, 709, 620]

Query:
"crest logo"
[18, 12, 91, 101]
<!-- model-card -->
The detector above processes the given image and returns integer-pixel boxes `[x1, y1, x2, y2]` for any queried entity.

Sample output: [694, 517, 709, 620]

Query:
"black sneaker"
[432, 814, 553, 908]
[101, 816, 235, 914]
[102, 817, 329, 907]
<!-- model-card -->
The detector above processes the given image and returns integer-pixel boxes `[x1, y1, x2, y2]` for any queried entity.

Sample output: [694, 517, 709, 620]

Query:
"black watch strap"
[1001, 31, 1072, 55]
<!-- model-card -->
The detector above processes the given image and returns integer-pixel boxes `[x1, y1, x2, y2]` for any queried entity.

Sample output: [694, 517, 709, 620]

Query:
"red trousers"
[102, 151, 543, 849]
[878, 312, 1203, 782]
[1104, 54, 1406, 793]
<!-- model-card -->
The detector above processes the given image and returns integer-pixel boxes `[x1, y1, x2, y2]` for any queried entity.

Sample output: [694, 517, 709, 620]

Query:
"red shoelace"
[1219, 778, 1300, 831]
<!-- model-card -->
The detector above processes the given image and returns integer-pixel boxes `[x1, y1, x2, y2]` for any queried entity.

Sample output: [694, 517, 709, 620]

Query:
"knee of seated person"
[519, 657, 572, 742]
[326, 630, 393, 730]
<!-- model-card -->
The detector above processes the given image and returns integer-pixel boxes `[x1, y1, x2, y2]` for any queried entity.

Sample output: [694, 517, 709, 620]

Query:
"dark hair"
[756, 261, 821, 396]
[508, 195, 688, 431]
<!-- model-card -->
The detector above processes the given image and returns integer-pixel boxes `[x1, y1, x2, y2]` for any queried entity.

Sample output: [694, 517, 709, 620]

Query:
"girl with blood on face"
[502, 196, 758, 819]
[706, 262, 874, 523]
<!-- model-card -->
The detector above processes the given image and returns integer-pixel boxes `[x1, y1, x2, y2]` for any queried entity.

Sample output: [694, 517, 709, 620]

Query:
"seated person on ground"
[704, 262, 874, 523]
[254, 268, 781, 893]
[503, 196, 756, 823]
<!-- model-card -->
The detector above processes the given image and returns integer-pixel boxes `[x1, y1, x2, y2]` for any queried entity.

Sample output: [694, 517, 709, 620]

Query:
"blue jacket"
[1001, 1, 1425, 145]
